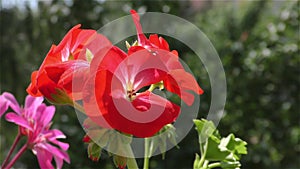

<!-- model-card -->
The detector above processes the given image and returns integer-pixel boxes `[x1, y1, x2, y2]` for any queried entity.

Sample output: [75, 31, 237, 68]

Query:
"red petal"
[90, 46, 127, 73]
[149, 34, 160, 47]
[27, 71, 43, 97]
[130, 10, 152, 47]
[83, 70, 116, 129]
[52, 24, 96, 61]
[164, 69, 204, 106]
[44, 60, 90, 100]
[36, 70, 60, 100]
[77, 33, 112, 61]
[127, 46, 145, 56]
[159, 37, 170, 50]
[83, 69, 180, 138]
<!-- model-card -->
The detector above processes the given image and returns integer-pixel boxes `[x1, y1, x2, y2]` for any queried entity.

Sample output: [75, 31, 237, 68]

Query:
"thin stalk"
[4, 144, 27, 169]
[1, 131, 22, 168]
[148, 84, 156, 92]
[198, 140, 208, 167]
[208, 162, 221, 168]
[125, 144, 138, 169]
[127, 158, 138, 169]
[143, 137, 150, 169]
[71, 101, 86, 114]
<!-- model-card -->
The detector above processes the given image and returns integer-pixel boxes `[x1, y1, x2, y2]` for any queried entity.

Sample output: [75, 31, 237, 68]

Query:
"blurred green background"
[0, 0, 299, 168]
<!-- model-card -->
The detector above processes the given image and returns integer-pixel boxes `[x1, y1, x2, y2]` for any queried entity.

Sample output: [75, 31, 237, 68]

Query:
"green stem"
[148, 84, 156, 92]
[198, 140, 208, 167]
[4, 144, 27, 169]
[125, 144, 138, 169]
[148, 81, 163, 92]
[127, 158, 138, 169]
[208, 162, 221, 168]
[1, 131, 22, 168]
[143, 137, 150, 169]
[70, 101, 86, 114]
[203, 160, 209, 168]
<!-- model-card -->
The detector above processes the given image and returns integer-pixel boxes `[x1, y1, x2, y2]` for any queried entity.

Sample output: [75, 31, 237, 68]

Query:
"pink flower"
[0, 92, 70, 169]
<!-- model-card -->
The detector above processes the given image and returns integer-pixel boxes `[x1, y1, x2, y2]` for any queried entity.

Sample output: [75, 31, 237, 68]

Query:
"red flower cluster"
[27, 10, 203, 138]
[27, 25, 112, 103]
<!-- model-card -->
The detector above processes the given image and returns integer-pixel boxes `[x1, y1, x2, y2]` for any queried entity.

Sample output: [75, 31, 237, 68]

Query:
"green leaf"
[205, 137, 230, 161]
[220, 160, 241, 169]
[193, 119, 248, 166]
[193, 119, 220, 143]
[218, 134, 247, 160]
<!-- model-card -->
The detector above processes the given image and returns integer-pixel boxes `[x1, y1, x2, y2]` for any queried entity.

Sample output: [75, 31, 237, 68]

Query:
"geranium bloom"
[129, 10, 203, 105]
[0, 92, 70, 169]
[26, 24, 112, 104]
[83, 48, 181, 137]
[83, 10, 203, 137]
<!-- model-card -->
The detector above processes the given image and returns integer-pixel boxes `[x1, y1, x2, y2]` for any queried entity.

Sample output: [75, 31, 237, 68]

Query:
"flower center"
[127, 89, 136, 101]
[126, 82, 136, 101]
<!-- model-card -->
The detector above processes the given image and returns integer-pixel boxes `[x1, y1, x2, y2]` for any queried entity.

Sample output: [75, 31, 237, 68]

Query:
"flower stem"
[208, 162, 221, 168]
[1, 131, 22, 168]
[125, 144, 138, 169]
[148, 85, 156, 92]
[4, 144, 27, 169]
[71, 101, 86, 114]
[198, 140, 208, 167]
[127, 158, 138, 169]
[143, 137, 150, 169]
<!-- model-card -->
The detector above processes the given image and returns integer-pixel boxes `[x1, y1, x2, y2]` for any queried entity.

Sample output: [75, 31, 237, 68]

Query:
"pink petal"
[0, 92, 21, 115]
[37, 105, 55, 126]
[25, 95, 44, 113]
[0, 95, 8, 118]
[44, 143, 70, 163]
[46, 129, 69, 151]
[54, 155, 64, 169]
[5, 113, 32, 130]
[35, 147, 54, 169]
[47, 129, 66, 139]
[50, 140, 69, 151]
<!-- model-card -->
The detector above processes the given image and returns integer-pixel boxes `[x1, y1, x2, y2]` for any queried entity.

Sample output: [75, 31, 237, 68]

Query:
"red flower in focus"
[83, 47, 182, 137]
[83, 30, 203, 137]
[27, 24, 112, 104]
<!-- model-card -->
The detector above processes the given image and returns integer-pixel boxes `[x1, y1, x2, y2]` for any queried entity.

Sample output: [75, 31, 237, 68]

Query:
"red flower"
[82, 10, 203, 138]
[83, 47, 180, 137]
[27, 24, 112, 104]
[129, 10, 204, 105]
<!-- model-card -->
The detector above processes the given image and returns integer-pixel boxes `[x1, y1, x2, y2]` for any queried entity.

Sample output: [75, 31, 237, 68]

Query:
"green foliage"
[192, 1, 300, 168]
[193, 119, 247, 169]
